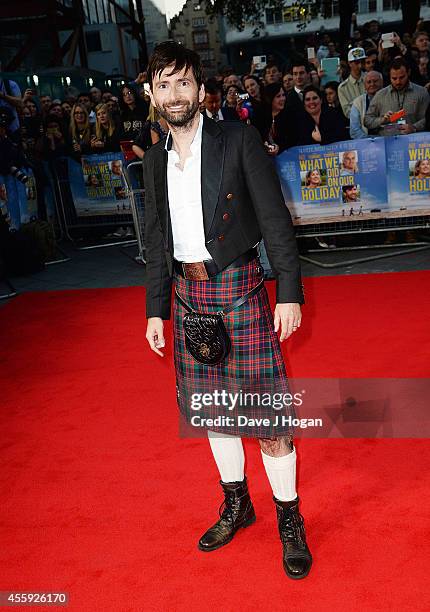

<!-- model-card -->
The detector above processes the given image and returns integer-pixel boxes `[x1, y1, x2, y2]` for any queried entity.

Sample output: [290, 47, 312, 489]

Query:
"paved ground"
[1, 236, 430, 301]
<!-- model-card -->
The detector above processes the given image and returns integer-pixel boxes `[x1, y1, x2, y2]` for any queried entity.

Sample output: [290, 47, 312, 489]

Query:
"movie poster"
[68, 152, 131, 216]
[385, 133, 430, 216]
[276, 138, 388, 224]
[0, 174, 20, 230]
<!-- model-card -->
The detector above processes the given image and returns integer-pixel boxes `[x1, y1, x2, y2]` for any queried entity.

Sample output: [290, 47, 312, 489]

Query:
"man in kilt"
[144, 41, 312, 579]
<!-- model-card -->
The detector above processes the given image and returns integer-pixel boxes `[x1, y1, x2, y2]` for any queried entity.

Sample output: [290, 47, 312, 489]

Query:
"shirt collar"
[390, 82, 413, 93]
[165, 111, 203, 153]
[349, 73, 364, 85]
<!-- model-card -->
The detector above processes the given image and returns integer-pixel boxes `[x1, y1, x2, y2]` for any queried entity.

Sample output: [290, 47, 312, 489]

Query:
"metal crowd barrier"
[0, 277, 17, 300]
[120, 161, 145, 265]
[295, 214, 430, 268]
[50, 157, 138, 251]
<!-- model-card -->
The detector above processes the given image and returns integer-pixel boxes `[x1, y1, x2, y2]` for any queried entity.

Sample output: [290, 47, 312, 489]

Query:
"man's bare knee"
[258, 435, 293, 457]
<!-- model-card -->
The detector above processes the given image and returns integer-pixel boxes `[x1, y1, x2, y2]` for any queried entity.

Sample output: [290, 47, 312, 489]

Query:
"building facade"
[170, 0, 227, 76]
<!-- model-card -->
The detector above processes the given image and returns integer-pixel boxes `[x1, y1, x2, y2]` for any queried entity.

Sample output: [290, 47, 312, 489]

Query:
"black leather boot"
[198, 477, 256, 552]
[274, 496, 312, 579]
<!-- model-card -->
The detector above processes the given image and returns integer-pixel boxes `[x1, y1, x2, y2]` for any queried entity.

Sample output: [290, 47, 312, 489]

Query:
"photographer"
[0, 106, 30, 184]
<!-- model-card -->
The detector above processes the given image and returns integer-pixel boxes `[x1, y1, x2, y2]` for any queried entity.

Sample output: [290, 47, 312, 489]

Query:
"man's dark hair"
[389, 57, 410, 73]
[204, 79, 222, 96]
[147, 41, 203, 90]
[78, 92, 90, 99]
[291, 58, 311, 72]
[342, 185, 355, 193]
[263, 62, 282, 75]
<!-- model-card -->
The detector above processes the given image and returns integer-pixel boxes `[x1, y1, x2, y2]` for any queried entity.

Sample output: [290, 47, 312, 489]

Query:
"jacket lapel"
[153, 145, 172, 251]
[201, 115, 225, 236]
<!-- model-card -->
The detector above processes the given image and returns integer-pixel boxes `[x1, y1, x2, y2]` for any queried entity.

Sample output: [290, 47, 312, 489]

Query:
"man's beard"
[156, 98, 200, 129]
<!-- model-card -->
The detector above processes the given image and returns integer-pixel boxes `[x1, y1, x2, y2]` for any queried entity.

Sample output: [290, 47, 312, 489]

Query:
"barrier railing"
[120, 161, 145, 265]
[276, 134, 430, 267]
[51, 153, 139, 251]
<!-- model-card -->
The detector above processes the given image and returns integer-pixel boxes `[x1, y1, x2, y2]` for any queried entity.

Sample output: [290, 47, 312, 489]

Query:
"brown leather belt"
[173, 247, 258, 280]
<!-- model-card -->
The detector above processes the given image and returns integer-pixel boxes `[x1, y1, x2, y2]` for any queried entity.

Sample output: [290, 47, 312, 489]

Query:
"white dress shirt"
[166, 113, 212, 262]
[205, 108, 223, 121]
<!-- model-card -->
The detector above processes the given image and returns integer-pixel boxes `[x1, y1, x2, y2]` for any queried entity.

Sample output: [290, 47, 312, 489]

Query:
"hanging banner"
[276, 137, 388, 224]
[385, 133, 430, 217]
[67, 152, 130, 217]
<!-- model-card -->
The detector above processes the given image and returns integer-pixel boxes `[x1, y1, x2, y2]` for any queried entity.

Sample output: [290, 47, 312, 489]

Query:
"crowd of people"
[1, 17, 430, 242]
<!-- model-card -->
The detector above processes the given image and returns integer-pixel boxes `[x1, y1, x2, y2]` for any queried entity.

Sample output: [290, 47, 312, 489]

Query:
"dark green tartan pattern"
[173, 259, 296, 438]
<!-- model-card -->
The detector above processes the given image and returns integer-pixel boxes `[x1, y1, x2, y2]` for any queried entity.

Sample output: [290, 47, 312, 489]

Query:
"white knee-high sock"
[207, 430, 245, 483]
[261, 447, 297, 502]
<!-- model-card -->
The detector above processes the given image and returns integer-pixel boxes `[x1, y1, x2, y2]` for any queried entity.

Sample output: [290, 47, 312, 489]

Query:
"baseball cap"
[348, 47, 366, 62]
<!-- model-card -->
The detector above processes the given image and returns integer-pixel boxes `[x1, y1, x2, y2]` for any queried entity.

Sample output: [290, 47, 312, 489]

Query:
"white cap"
[348, 47, 366, 62]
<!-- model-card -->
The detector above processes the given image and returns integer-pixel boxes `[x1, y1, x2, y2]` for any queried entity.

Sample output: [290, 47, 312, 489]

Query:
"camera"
[237, 93, 250, 101]
[10, 166, 29, 184]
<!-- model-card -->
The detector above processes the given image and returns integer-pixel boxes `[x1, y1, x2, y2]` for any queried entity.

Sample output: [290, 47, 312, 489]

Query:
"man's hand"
[274, 303, 302, 342]
[382, 110, 393, 124]
[135, 72, 147, 85]
[146, 317, 165, 356]
[399, 123, 416, 134]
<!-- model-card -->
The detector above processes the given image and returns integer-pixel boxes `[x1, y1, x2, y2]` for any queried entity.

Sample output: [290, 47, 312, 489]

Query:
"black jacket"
[296, 107, 349, 146]
[143, 115, 303, 320]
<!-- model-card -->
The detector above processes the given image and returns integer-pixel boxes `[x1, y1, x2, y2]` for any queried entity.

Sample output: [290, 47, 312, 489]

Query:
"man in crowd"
[90, 87, 102, 106]
[223, 73, 241, 92]
[364, 58, 430, 135]
[202, 80, 224, 121]
[285, 60, 311, 113]
[39, 94, 53, 117]
[263, 62, 283, 85]
[338, 47, 367, 118]
[350, 71, 384, 139]
[77, 92, 96, 123]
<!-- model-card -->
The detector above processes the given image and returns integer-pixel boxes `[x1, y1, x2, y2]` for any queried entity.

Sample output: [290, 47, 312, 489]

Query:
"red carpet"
[1, 271, 429, 611]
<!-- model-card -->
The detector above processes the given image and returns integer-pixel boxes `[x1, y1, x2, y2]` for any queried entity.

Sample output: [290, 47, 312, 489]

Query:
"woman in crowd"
[36, 114, 68, 159]
[48, 102, 64, 122]
[258, 82, 297, 154]
[68, 103, 92, 158]
[282, 71, 294, 93]
[323, 81, 343, 115]
[61, 101, 72, 120]
[118, 84, 149, 143]
[242, 75, 263, 103]
[149, 104, 168, 145]
[90, 103, 120, 153]
[296, 85, 348, 146]
[222, 85, 243, 120]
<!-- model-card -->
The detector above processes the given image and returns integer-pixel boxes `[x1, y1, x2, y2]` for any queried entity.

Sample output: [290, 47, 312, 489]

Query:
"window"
[265, 8, 283, 25]
[358, 0, 377, 12]
[193, 31, 209, 45]
[192, 17, 206, 27]
[85, 31, 102, 52]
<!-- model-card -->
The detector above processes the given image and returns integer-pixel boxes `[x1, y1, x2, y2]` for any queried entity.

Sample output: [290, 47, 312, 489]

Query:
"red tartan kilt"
[173, 259, 295, 438]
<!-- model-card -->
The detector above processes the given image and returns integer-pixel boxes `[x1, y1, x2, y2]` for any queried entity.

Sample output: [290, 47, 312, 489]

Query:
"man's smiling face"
[149, 64, 205, 128]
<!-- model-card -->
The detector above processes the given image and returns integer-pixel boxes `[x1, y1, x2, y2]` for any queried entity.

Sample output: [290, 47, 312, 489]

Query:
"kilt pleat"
[173, 259, 295, 438]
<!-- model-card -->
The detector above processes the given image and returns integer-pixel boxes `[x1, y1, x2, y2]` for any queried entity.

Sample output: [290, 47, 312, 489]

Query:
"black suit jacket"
[143, 115, 303, 320]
